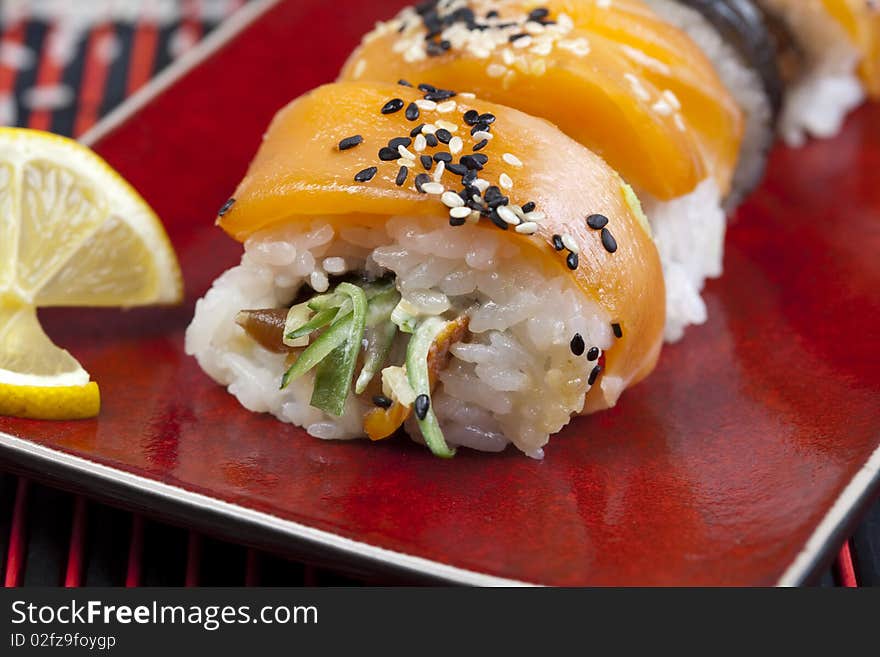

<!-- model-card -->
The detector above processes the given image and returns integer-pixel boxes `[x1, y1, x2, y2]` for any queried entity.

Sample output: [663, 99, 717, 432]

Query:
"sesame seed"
[525, 210, 545, 222]
[488, 210, 509, 230]
[472, 139, 488, 151]
[450, 206, 472, 219]
[425, 133, 439, 147]
[529, 7, 550, 21]
[587, 347, 600, 361]
[601, 227, 618, 253]
[396, 157, 416, 168]
[398, 79, 413, 88]
[422, 125, 437, 136]
[515, 221, 538, 234]
[310, 270, 329, 292]
[323, 257, 346, 274]
[406, 102, 420, 121]
[561, 233, 579, 253]
[449, 136, 463, 154]
[441, 191, 464, 208]
[421, 181, 445, 194]
[449, 213, 467, 227]
[414, 394, 430, 420]
[418, 83, 436, 93]
[509, 32, 529, 42]
[378, 146, 398, 161]
[414, 173, 431, 192]
[436, 119, 458, 132]
[487, 63, 506, 78]
[416, 99, 438, 111]
[436, 128, 452, 144]
[447, 163, 467, 176]
[420, 155, 433, 170]
[218, 198, 235, 216]
[437, 100, 457, 113]
[499, 173, 513, 190]
[389, 136, 412, 149]
[512, 34, 533, 48]
[410, 123, 426, 137]
[398, 144, 416, 159]
[434, 151, 453, 163]
[354, 167, 377, 182]
[463, 109, 480, 125]
[459, 92, 476, 99]
[381, 98, 405, 114]
[497, 205, 520, 225]
[521, 201, 536, 213]
[478, 113, 496, 125]
[460, 155, 482, 171]
[414, 134, 427, 152]
[338, 135, 363, 151]
[570, 333, 585, 356]
[586, 213, 608, 229]
[472, 130, 492, 141]
[588, 365, 602, 386]
[566, 252, 579, 270]
[433, 160, 446, 182]
[502, 153, 523, 167]
[372, 394, 393, 409]
[612, 323, 623, 339]
[471, 123, 491, 136]
[395, 166, 409, 186]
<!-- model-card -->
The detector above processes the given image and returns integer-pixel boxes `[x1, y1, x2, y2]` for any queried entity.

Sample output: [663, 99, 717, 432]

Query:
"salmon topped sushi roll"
[186, 81, 665, 458]
[340, 0, 757, 342]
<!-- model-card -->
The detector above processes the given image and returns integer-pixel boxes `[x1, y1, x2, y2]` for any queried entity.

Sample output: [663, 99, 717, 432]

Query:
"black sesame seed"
[570, 333, 585, 356]
[372, 395, 393, 409]
[528, 7, 550, 22]
[414, 394, 430, 420]
[425, 133, 439, 147]
[381, 98, 405, 114]
[354, 167, 378, 183]
[486, 10, 499, 18]
[425, 89, 456, 101]
[588, 365, 602, 386]
[471, 123, 491, 136]
[484, 186, 504, 203]
[471, 153, 489, 166]
[462, 169, 478, 184]
[586, 213, 608, 229]
[521, 201, 536, 214]
[449, 214, 467, 227]
[587, 347, 600, 361]
[552, 234, 565, 251]
[398, 79, 413, 87]
[378, 147, 399, 161]
[396, 166, 409, 186]
[612, 323, 623, 339]
[488, 210, 509, 230]
[447, 163, 467, 176]
[415, 173, 431, 192]
[473, 139, 488, 151]
[463, 109, 480, 125]
[410, 123, 426, 137]
[460, 155, 483, 170]
[420, 155, 433, 170]
[426, 40, 445, 56]
[389, 136, 412, 149]
[478, 113, 496, 125]
[601, 227, 618, 253]
[418, 83, 437, 93]
[509, 32, 529, 42]
[406, 102, 420, 121]
[338, 135, 363, 151]
[436, 128, 452, 144]
[434, 151, 453, 163]
[566, 252, 579, 270]
[218, 198, 235, 216]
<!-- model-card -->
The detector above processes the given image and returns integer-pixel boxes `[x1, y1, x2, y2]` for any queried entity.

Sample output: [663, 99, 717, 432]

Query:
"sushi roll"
[340, 0, 757, 342]
[185, 81, 665, 458]
[750, 0, 880, 145]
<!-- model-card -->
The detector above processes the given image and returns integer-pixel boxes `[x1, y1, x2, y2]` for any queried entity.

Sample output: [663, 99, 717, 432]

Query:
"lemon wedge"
[0, 128, 182, 420]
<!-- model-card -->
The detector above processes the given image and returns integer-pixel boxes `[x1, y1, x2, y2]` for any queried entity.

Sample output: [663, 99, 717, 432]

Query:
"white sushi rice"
[644, 0, 774, 207]
[186, 217, 615, 458]
[755, 0, 866, 147]
[641, 178, 726, 343]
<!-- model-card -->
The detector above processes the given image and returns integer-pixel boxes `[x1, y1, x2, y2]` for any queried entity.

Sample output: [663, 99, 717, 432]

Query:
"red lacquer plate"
[1, 0, 879, 586]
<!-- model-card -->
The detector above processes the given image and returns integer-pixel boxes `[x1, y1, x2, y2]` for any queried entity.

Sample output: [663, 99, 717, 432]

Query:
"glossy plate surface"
[1, 0, 879, 586]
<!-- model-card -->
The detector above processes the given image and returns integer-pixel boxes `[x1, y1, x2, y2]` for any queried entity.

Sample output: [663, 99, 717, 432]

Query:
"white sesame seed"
[499, 173, 513, 190]
[502, 152, 523, 168]
[398, 144, 416, 159]
[512, 35, 532, 49]
[436, 100, 457, 113]
[397, 157, 416, 168]
[525, 21, 545, 35]
[525, 210, 545, 222]
[511, 205, 525, 218]
[323, 257, 346, 274]
[449, 206, 471, 219]
[449, 136, 463, 155]
[473, 179, 490, 192]
[310, 270, 329, 293]
[486, 63, 506, 78]
[472, 193, 482, 204]
[458, 92, 476, 99]
[472, 130, 492, 142]
[422, 124, 437, 135]
[414, 134, 427, 152]
[433, 160, 446, 182]
[415, 99, 437, 111]
[562, 233, 580, 253]
[497, 205, 520, 225]
[441, 190, 464, 208]
[515, 221, 539, 235]
[436, 119, 458, 133]
[421, 182, 445, 195]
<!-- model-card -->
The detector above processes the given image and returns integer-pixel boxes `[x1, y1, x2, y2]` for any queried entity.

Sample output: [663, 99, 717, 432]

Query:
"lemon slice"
[0, 128, 182, 420]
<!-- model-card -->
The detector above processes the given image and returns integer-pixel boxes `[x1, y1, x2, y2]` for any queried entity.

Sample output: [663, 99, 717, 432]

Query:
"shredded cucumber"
[406, 317, 455, 458]
[355, 321, 397, 394]
[285, 306, 337, 341]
